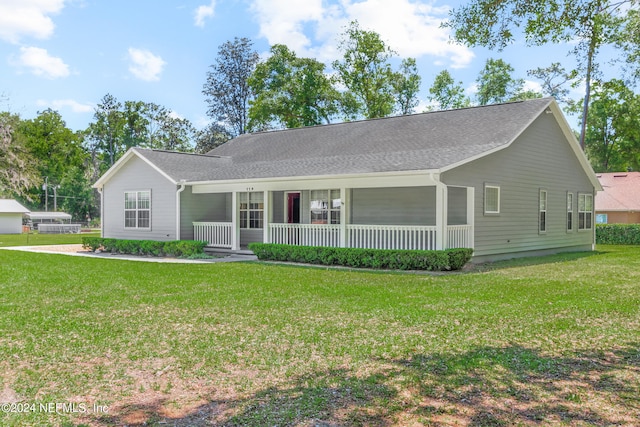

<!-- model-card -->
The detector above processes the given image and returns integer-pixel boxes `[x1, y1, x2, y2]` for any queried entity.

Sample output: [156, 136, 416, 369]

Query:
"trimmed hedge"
[596, 224, 640, 245]
[248, 243, 473, 271]
[82, 237, 207, 257]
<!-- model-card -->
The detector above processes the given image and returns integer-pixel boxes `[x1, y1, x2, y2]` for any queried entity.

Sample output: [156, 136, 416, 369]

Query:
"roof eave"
[183, 168, 442, 186]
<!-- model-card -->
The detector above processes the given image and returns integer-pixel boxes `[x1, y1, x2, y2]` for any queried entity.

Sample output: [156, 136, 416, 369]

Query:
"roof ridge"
[135, 147, 230, 159]
[240, 97, 555, 137]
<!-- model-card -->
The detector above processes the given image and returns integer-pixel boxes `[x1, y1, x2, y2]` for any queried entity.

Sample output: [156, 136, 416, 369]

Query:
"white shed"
[0, 199, 30, 234]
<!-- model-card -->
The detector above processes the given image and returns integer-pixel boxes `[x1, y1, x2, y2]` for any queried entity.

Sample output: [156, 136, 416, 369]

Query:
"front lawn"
[0, 246, 638, 426]
[0, 231, 100, 247]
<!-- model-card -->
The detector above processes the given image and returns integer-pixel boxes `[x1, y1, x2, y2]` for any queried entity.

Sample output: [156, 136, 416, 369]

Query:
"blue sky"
[1, 0, 592, 132]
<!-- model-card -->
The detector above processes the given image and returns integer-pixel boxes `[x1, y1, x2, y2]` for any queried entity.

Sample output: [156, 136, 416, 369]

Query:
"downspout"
[176, 180, 186, 240]
[97, 187, 103, 238]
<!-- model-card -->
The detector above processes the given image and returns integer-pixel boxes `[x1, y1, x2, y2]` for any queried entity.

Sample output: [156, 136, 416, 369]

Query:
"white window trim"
[484, 184, 500, 215]
[124, 190, 151, 230]
[239, 191, 264, 229]
[566, 192, 574, 232]
[578, 193, 594, 231]
[539, 189, 548, 234]
[310, 189, 341, 225]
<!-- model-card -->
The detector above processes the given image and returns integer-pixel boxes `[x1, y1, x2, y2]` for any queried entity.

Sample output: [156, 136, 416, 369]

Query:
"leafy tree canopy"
[248, 44, 340, 130]
[203, 37, 259, 136]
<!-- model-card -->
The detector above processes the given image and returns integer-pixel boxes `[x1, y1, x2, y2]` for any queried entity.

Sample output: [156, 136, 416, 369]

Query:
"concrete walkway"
[0, 244, 257, 264]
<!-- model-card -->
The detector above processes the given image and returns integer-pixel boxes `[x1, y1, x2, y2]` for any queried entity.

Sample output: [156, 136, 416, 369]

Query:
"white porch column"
[467, 186, 475, 249]
[231, 191, 240, 250]
[434, 179, 448, 250]
[339, 188, 350, 247]
[263, 190, 272, 244]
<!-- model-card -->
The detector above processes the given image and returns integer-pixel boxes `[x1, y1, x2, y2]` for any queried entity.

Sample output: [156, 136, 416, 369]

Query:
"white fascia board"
[190, 169, 440, 194]
[93, 148, 177, 188]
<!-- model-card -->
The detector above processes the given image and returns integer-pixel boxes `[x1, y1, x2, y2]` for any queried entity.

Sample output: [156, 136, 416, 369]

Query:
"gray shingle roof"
[137, 98, 553, 183]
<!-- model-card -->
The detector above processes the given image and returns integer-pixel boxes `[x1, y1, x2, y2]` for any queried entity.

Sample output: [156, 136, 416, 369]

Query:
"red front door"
[287, 193, 301, 224]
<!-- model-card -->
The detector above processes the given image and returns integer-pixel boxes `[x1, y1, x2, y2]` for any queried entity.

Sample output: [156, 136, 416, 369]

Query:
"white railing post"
[339, 188, 348, 248]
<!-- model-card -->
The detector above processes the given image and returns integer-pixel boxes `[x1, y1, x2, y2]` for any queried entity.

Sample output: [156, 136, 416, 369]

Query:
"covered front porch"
[181, 173, 474, 252]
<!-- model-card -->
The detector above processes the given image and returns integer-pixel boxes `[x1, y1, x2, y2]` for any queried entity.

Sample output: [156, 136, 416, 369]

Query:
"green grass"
[0, 245, 638, 426]
[0, 232, 100, 247]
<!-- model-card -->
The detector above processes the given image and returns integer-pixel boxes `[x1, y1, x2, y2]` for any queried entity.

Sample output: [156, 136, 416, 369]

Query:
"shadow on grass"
[88, 343, 639, 426]
[466, 250, 607, 273]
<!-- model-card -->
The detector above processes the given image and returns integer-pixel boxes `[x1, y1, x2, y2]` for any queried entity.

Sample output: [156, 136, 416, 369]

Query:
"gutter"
[96, 187, 103, 238]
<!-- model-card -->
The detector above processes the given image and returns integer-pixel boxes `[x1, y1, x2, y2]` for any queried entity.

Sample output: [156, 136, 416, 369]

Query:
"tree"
[391, 58, 422, 115]
[446, 0, 638, 149]
[0, 112, 38, 200]
[195, 123, 232, 154]
[618, 8, 640, 81]
[333, 21, 397, 119]
[428, 70, 470, 110]
[584, 80, 640, 172]
[527, 63, 578, 104]
[19, 109, 87, 210]
[248, 44, 340, 130]
[475, 58, 524, 105]
[203, 37, 259, 136]
[157, 115, 195, 152]
[87, 94, 125, 170]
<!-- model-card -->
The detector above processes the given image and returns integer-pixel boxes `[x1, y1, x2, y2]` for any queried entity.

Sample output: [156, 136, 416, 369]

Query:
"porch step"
[204, 247, 255, 256]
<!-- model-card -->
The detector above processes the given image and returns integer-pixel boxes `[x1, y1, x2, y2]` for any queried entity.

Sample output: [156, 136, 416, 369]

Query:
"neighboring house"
[595, 172, 640, 224]
[0, 199, 30, 234]
[94, 98, 601, 262]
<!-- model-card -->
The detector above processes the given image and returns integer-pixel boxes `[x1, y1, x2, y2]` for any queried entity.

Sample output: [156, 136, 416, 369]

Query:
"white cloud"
[0, 0, 65, 43]
[249, 0, 474, 68]
[12, 46, 70, 79]
[127, 48, 166, 82]
[250, 0, 327, 56]
[37, 99, 94, 113]
[194, 0, 216, 27]
[522, 80, 543, 93]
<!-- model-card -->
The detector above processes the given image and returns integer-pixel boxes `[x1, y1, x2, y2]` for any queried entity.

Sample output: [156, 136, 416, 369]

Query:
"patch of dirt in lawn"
[26, 244, 87, 253]
[68, 346, 639, 426]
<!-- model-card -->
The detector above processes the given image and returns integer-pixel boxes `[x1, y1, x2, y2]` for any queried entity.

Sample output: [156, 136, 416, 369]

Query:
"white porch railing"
[348, 224, 438, 250]
[37, 223, 81, 234]
[447, 225, 473, 249]
[270, 223, 341, 247]
[196, 222, 473, 251]
[193, 221, 233, 249]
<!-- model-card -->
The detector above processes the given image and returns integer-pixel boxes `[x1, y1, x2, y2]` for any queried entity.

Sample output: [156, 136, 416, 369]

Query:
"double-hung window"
[578, 193, 593, 230]
[484, 184, 500, 215]
[124, 190, 151, 229]
[310, 190, 341, 224]
[539, 189, 548, 233]
[239, 192, 264, 229]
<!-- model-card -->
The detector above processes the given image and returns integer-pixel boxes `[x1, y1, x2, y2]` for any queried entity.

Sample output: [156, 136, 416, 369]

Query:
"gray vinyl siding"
[351, 187, 436, 225]
[240, 229, 263, 246]
[442, 112, 595, 257]
[180, 188, 230, 240]
[272, 191, 285, 223]
[102, 156, 177, 241]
